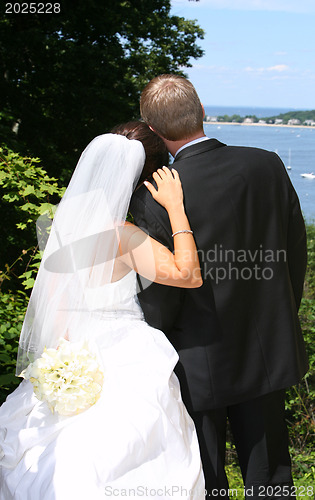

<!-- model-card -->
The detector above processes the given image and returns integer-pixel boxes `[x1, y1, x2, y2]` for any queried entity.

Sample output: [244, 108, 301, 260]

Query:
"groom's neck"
[162, 132, 207, 157]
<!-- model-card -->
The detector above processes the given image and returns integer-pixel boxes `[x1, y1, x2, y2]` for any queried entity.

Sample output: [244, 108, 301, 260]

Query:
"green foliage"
[217, 114, 259, 124]
[0, 146, 65, 400]
[267, 110, 315, 124]
[284, 223, 315, 482]
[210, 110, 315, 126]
[0, 292, 26, 402]
[0, 0, 204, 181]
[217, 114, 244, 123]
[0, 146, 65, 291]
[303, 223, 315, 298]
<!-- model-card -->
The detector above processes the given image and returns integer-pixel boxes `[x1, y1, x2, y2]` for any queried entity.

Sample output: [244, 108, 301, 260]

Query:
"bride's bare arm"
[119, 167, 202, 288]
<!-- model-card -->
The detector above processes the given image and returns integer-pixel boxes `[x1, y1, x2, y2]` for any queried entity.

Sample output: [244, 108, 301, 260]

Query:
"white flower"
[20, 339, 104, 416]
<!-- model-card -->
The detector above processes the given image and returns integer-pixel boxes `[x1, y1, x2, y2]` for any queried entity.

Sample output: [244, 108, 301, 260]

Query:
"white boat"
[287, 148, 292, 170]
[301, 173, 315, 179]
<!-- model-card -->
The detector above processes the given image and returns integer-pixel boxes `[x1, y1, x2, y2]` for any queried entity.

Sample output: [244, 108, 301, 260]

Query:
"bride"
[0, 132, 205, 499]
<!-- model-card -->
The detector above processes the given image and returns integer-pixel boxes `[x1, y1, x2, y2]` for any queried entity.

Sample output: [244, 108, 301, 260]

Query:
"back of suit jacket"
[130, 139, 308, 411]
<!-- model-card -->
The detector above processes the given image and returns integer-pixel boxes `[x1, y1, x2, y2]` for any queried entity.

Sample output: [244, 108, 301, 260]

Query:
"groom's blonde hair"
[140, 74, 204, 141]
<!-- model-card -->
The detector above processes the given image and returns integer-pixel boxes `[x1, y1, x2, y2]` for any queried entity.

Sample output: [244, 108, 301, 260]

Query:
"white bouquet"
[20, 339, 104, 416]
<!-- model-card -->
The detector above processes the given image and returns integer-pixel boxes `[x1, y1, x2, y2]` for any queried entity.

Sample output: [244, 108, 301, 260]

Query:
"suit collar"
[173, 138, 226, 162]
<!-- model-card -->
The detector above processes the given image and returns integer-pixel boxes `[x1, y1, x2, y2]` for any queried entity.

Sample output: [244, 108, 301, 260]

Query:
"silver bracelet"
[172, 229, 193, 237]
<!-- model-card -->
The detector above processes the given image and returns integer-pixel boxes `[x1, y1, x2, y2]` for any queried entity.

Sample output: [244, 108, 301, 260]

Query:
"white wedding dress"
[0, 270, 205, 500]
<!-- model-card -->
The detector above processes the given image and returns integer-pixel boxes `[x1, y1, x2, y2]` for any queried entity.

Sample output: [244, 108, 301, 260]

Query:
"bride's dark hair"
[111, 121, 169, 187]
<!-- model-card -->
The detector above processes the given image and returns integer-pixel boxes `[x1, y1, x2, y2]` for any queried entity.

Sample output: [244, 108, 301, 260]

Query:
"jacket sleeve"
[129, 187, 183, 334]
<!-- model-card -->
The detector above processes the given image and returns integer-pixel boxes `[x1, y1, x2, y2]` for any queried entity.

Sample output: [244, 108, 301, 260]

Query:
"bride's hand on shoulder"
[144, 167, 183, 212]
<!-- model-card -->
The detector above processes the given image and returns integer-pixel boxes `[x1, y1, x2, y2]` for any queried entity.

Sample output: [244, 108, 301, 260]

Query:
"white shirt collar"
[174, 136, 210, 158]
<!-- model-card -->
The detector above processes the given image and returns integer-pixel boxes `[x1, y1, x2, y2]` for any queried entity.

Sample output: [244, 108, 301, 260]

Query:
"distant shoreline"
[203, 121, 315, 130]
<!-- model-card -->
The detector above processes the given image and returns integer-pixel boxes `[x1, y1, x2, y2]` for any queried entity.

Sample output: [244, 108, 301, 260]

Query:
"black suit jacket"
[130, 139, 308, 411]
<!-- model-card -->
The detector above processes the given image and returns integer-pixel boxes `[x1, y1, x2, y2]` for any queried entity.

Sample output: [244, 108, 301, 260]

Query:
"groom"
[130, 75, 308, 497]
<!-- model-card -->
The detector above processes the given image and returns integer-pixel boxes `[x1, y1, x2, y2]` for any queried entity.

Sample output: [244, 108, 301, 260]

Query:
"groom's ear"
[148, 125, 165, 141]
[201, 104, 205, 119]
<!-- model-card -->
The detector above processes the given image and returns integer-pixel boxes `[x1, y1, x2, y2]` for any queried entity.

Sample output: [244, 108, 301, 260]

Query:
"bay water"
[203, 116, 315, 223]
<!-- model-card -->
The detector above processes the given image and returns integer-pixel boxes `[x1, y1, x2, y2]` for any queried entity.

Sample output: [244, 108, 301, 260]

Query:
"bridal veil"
[16, 134, 145, 374]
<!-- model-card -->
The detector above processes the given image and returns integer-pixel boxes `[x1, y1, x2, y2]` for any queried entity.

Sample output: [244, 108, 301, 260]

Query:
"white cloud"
[245, 66, 261, 72]
[267, 64, 289, 72]
[269, 75, 290, 80]
[245, 64, 289, 73]
[192, 63, 291, 77]
[192, 64, 229, 71]
[171, 0, 315, 14]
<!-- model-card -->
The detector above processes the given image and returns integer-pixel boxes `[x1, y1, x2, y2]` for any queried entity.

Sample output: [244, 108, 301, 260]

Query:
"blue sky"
[170, 0, 315, 109]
